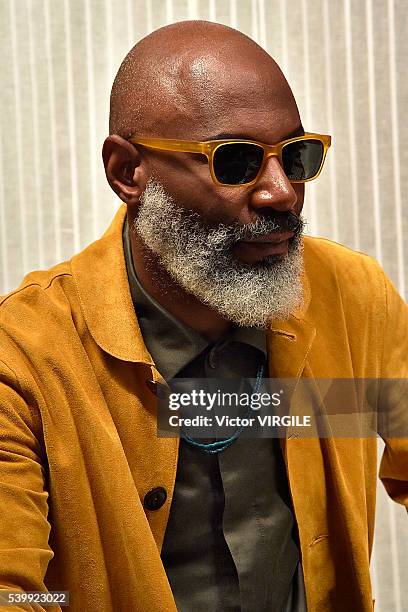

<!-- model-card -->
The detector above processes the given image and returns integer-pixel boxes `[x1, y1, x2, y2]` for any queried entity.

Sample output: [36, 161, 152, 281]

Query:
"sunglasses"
[126, 132, 331, 187]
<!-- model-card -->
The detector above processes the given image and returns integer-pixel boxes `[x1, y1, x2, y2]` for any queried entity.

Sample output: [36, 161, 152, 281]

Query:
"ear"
[102, 135, 149, 208]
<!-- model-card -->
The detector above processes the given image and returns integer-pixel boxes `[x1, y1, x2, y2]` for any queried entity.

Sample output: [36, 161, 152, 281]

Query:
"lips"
[239, 231, 295, 245]
[234, 232, 294, 262]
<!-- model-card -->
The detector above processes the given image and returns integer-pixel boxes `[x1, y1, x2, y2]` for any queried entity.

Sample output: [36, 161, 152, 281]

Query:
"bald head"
[109, 20, 298, 141]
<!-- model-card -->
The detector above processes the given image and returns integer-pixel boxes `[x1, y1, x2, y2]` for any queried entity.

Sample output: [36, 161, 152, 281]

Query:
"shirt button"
[208, 349, 218, 369]
[143, 487, 167, 511]
[145, 380, 169, 399]
[146, 380, 159, 395]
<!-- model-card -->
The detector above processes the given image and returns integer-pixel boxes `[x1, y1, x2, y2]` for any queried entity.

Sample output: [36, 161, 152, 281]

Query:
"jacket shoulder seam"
[0, 272, 72, 309]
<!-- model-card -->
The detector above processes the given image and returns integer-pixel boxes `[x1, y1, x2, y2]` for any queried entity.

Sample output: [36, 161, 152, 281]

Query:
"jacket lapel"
[266, 260, 316, 382]
[71, 204, 153, 364]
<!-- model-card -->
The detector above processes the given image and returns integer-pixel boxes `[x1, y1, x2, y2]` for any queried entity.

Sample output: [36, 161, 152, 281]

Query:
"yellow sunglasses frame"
[126, 132, 331, 187]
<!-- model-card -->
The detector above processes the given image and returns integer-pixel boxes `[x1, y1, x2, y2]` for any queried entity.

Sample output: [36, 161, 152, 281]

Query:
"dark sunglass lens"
[282, 140, 324, 180]
[213, 143, 264, 185]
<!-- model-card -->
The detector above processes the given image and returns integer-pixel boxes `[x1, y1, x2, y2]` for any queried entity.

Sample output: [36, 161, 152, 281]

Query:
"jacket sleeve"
[0, 359, 62, 611]
[376, 267, 408, 511]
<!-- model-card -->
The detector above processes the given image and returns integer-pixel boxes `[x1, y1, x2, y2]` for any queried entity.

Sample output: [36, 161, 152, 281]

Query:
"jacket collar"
[71, 204, 154, 365]
[71, 203, 316, 377]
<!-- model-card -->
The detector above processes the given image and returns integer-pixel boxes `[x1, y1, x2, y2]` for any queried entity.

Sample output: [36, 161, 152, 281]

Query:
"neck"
[128, 225, 232, 342]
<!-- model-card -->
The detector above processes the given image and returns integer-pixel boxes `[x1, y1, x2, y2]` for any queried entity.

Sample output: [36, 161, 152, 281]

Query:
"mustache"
[165, 206, 305, 250]
[229, 211, 304, 242]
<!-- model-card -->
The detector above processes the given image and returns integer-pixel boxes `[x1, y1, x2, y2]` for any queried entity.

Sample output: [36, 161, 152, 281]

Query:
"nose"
[250, 155, 298, 213]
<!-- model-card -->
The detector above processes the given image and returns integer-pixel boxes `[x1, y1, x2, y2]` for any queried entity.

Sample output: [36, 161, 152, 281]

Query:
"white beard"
[132, 179, 305, 328]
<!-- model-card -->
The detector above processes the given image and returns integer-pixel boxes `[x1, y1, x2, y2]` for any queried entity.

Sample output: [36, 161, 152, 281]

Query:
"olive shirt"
[123, 217, 308, 611]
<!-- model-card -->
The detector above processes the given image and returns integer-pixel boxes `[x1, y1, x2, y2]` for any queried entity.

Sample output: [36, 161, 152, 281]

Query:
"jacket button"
[143, 487, 167, 511]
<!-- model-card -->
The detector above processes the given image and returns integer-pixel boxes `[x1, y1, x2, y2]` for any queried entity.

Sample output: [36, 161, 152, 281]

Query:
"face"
[135, 50, 306, 264]
[129, 51, 306, 327]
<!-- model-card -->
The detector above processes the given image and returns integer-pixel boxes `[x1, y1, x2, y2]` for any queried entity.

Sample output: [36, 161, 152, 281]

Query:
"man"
[0, 19, 406, 612]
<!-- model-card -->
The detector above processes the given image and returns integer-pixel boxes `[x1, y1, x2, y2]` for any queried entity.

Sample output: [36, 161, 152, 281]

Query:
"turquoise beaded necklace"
[180, 362, 265, 454]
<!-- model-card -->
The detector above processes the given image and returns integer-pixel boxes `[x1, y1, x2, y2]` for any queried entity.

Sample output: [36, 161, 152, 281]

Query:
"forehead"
[154, 53, 301, 143]
[199, 105, 301, 144]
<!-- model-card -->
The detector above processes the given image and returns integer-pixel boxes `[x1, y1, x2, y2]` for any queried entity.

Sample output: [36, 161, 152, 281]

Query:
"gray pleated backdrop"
[0, 1, 407, 610]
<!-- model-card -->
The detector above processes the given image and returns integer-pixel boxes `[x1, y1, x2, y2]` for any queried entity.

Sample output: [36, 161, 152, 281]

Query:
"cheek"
[195, 184, 252, 225]
[154, 161, 244, 223]
[147, 153, 257, 225]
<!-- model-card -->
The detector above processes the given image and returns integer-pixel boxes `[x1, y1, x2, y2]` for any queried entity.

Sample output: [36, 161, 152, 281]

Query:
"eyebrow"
[204, 125, 305, 142]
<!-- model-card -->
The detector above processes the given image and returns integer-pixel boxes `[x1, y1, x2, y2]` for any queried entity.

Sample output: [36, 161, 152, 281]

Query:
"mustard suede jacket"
[0, 204, 406, 612]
